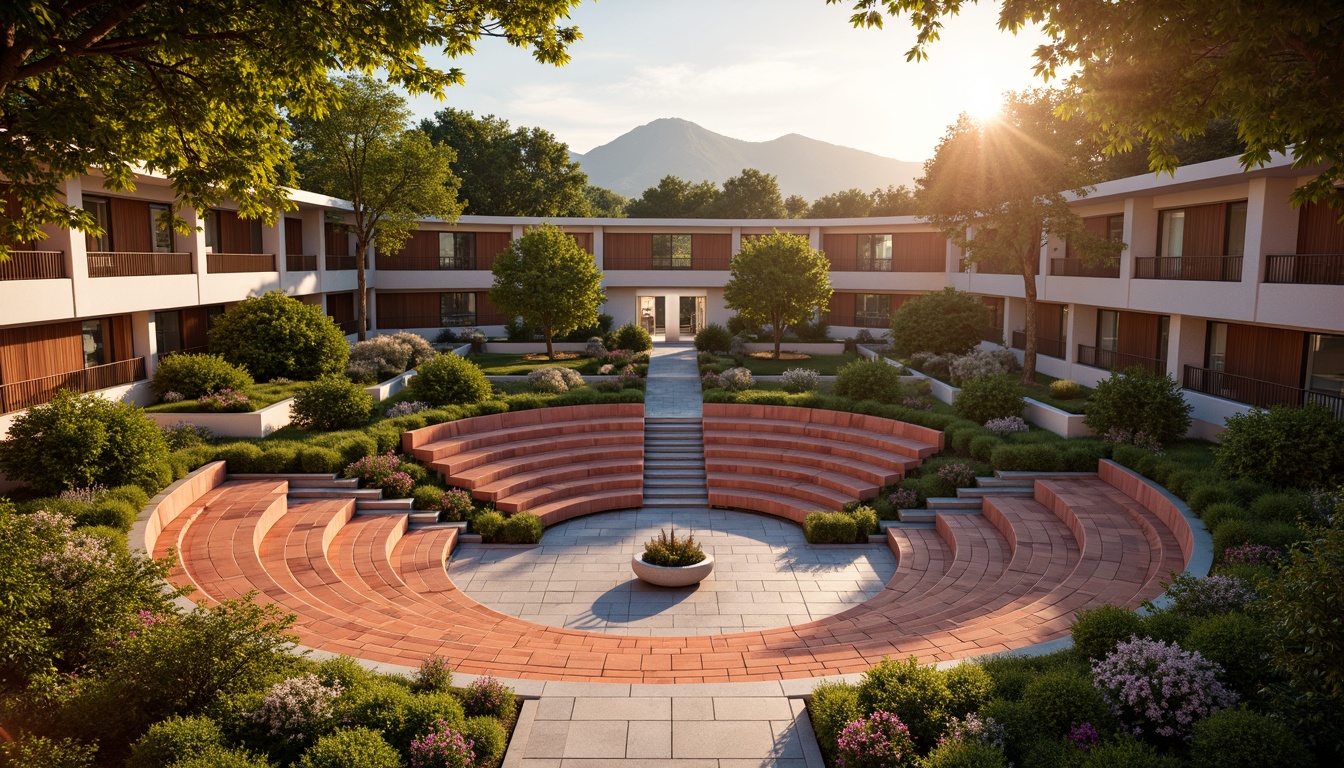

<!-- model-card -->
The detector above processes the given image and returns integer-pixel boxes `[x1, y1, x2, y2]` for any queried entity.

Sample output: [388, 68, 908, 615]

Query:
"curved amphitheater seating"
[702, 403, 943, 520]
[151, 455, 1200, 683]
[401, 404, 644, 525]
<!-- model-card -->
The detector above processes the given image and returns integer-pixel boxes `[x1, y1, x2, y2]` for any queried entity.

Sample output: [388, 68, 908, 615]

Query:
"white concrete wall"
[145, 397, 294, 439]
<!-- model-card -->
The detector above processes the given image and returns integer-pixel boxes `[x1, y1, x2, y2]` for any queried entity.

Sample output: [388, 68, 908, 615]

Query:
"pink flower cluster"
[603, 349, 634, 366]
[410, 719, 475, 768]
[1068, 722, 1100, 751]
[343, 451, 415, 498]
[248, 674, 343, 742]
[1222, 543, 1281, 566]
[198, 388, 252, 412]
[835, 711, 915, 768]
[1163, 573, 1258, 617]
[937, 463, 977, 489]
[941, 713, 1005, 749]
[463, 676, 512, 718]
[1091, 637, 1237, 741]
[888, 488, 920, 510]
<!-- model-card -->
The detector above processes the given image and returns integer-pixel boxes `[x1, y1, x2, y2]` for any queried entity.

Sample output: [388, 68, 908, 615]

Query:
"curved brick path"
[161, 469, 1190, 683]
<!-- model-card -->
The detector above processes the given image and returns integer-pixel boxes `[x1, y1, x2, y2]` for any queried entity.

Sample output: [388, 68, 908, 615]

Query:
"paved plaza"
[450, 508, 897, 635]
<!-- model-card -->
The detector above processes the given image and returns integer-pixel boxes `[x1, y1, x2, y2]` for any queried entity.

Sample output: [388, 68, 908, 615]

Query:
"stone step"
[408, 511, 440, 525]
[926, 497, 983, 510]
[643, 478, 707, 488]
[644, 440, 704, 449]
[956, 486, 1035, 499]
[645, 423, 703, 432]
[457, 533, 484, 543]
[641, 497, 710, 508]
[643, 468, 707, 479]
[289, 488, 383, 500]
[356, 498, 415, 511]
[643, 487, 710, 499]
[897, 509, 936, 524]
[975, 476, 1035, 488]
[644, 451, 704, 460]
[646, 417, 703, 424]
[994, 470, 1098, 481]
[230, 473, 352, 488]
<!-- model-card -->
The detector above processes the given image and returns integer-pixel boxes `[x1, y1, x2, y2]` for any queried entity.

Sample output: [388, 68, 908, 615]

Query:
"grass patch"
[735, 352, 857, 376]
[468, 352, 596, 375]
[144, 380, 306, 413]
[1021, 371, 1093, 414]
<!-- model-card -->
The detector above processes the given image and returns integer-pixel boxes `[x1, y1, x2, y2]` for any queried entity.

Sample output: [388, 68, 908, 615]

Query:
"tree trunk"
[544, 325, 554, 360]
[1020, 248, 1038, 386]
[773, 320, 783, 360]
[355, 235, 369, 342]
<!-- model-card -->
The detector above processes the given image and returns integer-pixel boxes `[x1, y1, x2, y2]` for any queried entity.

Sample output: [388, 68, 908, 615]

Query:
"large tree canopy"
[919, 89, 1120, 382]
[419, 108, 589, 216]
[291, 76, 462, 340]
[625, 175, 721, 218]
[723, 231, 833, 359]
[0, 0, 581, 254]
[830, 0, 1344, 212]
[490, 223, 605, 359]
[807, 185, 918, 218]
[710, 168, 786, 218]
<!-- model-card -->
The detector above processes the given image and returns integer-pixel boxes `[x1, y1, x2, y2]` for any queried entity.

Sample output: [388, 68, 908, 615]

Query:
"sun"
[963, 86, 1004, 122]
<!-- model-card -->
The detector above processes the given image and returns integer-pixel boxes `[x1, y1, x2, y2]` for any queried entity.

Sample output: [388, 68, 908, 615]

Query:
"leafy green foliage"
[921, 739, 1008, 768]
[152, 354, 254, 399]
[584, 185, 629, 217]
[803, 511, 858, 544]
[409, 354, 493, 407]
[1190, 707, 1314, 768]
[833, 358, 908, 403]
[807, 185, 918, 217]
[291, 376, 374, 431]
[953, 375, 1025, 424]
[809, 681, 862, 764]
[490, 223, 606, 358]
[461, 716, 508, 765]
[1084, 367, 1192, 445]
[610, 323, 654, 352]
[709, 168, 786, 218]
[694, 323, 733, 353]
[856, 656, 952, 749]
[1071, 604, 1144, 662]
[889, 287, 991, 357]
[472, 510, 505, 542]
[0, 390, 171, 495]
[127, 716, 225, 768]
[499, 512, 544, 544]
[625, 175, 721, 217]
[943, 662, 994, 718]
[1215, 405, 1344, 489]
[723, 231, 833, 358]
[641, 528, 706, 567]
[208, 291, 349, 381]
[1020, 666, 1111, 737]
[297, 728, 400, 768]
[0, 737, 97, 768]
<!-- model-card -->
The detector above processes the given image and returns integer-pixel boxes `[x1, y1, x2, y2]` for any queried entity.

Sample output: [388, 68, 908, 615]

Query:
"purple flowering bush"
[198, 388, 253, 413]
[462, 676, 516, 720]
[936, 463, 977, 489]
[1091, 637, 1237, 741]
[1162, 573, 1258, 617]
[386, 400, 430, 418]
[1222, 543, 1281, 567]
[836, 711, 917, 768]
[1067, 722, 1100, 752]
[343, 452, 415, 498]
[409, 719, 475, 768]
[984, 416, 1029, 436]
[248, 673, 343, 743]
[888, 488, 921, 510]
[701, 371, 724, 390]
[941, 713, 1005, 750]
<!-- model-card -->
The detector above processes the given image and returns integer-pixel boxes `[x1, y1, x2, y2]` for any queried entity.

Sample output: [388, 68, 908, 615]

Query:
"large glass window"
[249, 219, 264, 253]
[1306, 333, 1344, 395]
[204, 210, 220, 252]
[652, 235, 692, 269]
[149, 203, 173, 253]
[440, 292, 476, 326]
[1224, 201, 1248, 256]
[1097, 310, 1119, 352]
[1158, 210, 1185, 258]
[855, 294, 891, 327]
[438, 233, 477, 269]
[1206, 322, 1227, 371]
[83, 196, 111, 252]
[81, 319, 105, 368]
[155, 311, 182, 355]
[1106, 214, 1124, 242]
[858, 234, 893, 271]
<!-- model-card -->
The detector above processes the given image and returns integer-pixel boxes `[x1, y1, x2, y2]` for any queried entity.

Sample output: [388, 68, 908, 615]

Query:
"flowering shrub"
[161, 421, 215, 450]
[1222, 543, 1281, 566]
[1302, 488, 1340, 526]
[888, 488, 920, 510]
[701, 371, 723, 390]
[937, 463, 977, 489]
[720, 367, 754, 393]
[1049, 379, 1083, 400]
[948, 347, 1014, 385]
[161, 391, 185, 403]
[781, 367, 820, 394]
[558, 368, 584, 389]
[1103, 427, 1164, 453]
[585, 336, 607, 358]
[343, 452, 415, 498]
[603, 349, 634, 366]
[984, 416, 1029, 436]
[835, 711, 916, 768]
[598, 364, 614, 375]
[1162, 573, 1258, 617]
[1091, 637, 1237, 741]
[1068, 722, 1100, 752]
[527, 368, 569, 394]
[462, 676, 516, 720]
[942, 713, 1006, 750]
[58, 484, 107, 504]
[409, 720, 474, 768]
[248, 674, 342, 742]
[413, 656, 455, 693]
[901, 396, 933, 411]
[270, 376, 293, 384]
[729, 335, 748, 360]
[197, 388, 252, 413]
[617, 365, 644, 389]
[442, 489, 475, 522]
[387, 400, 430, 418]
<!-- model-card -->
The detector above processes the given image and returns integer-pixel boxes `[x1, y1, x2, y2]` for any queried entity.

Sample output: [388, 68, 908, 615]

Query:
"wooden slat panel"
[476, 291, 506, 325]
[376, 292, 440, 327]
[1183, 202, 1227, 258]
[182, 307, 210, 350]
[1225, 324, 1304, 388]
[1296, 200, 1344, 254]
[892, 232, 945, 271]
[215, 210, 256, 254]
[0, 321, 85, 384]
[476, 232, 512, 271]
[326, 292, 355, 327]
[570, 232, 593, 254]
[827, 292, 857, 326]
[285, 218, 305, 255]
[1117, 311, 1160, 358]
[324, 223, 350, 256]
[1065, 215, 1111, 259]
[1036, 303, 1066, 339]
[108, 315, 133, 362]
[691, 233, 732, 270]
[822, 234, 858, 269]
[109, 197, 152, 252]
[603, 233, 653, 270]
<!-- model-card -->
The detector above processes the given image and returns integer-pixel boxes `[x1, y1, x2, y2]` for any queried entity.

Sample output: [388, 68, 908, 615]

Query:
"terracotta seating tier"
[703, 447, 904, 487]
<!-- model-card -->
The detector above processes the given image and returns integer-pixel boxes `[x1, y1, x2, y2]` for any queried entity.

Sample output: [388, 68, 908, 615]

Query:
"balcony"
[156, 344, 211, 362]
[1077, 344, 1166, 376]
[286, 253, 318, 272]
[1011, 330, 1066, 359]
[207, 253, 276, 274]
[1050, 258, 1119, 278]
[0, 251, 67, 280]
[87, 252, 192, 277]
[852, 311, 890, 329]
[376, 254, 476, 271]
[1133, 255, 1242, 282]
[829, 258, 945, 272]
[325, 254, 359, 271]
[1184, 365, 1344, 421]
[1264, 254, 1344, 285]
[0, 357, 147, 414]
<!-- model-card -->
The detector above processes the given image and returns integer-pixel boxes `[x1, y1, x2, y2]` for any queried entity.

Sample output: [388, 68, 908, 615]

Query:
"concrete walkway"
[644, 343, 703, 419]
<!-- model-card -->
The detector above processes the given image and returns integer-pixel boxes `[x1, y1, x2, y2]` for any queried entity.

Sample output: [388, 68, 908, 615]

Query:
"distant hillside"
[573, 118, 923, 200]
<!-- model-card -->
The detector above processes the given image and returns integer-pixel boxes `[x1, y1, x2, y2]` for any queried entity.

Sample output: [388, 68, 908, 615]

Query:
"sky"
[404, 0, 1055, 163]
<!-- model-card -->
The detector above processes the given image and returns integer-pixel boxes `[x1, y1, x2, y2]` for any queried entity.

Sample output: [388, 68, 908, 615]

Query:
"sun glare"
[963, 87, 1003, 122]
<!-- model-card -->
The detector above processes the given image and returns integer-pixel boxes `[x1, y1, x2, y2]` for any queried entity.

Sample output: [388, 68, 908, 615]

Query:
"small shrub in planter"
[198, 388, 253, 413]
[780, 367, 820, 393]
[461, 716, 507, 765]
[1215, 404, 1344, 489]
[1070, 604, 1145, 662]
[298, 727, 400, 768]
[209, 290, 349, 381]
[720, 367, 754, 392]
[888, 488, 920, 510]
[1189, 707, 1314, 768]
[809, 681, 860, 763]
[345, 332, 436, 383]
[857, 656, 953, 748]
[948, 347, 1014, 385]
[954, 374, 1025, 424]
[694, 322, 733, 353]
[835, 711, 917, 768]
[641, 527, 706, 566]
[298, 447, 344, 473]
[834, 358, 907, 403]
[249, 673, 343, 746]
[610, 322, 653, 352]
[412, 655, 454, 693]
[342, 452, 414, 498]
[291, 376, 374, 430]
[472, 510, 505, 541]
[152, 353, 254, 399]
[983, 416, 1029, 436]
[409, 353, 493, 407]
[463, 675, 517, 720]
[729, 334, 749, 361]
[499, 512, 544, 543]
[1091, 637, 1238, 742]
[584, 336, 607, 357]
[527, 367, 569, 393]
[1084, 367, 1192, 446]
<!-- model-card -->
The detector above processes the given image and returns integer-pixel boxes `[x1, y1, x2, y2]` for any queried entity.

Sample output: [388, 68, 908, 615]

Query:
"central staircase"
[641, 417, 709, 509]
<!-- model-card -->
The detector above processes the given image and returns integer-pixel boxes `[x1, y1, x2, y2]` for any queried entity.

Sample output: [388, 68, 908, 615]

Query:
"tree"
[784, 194, 810, 218]
[625, 175, 721, 218]
[709, 168, 786, 218]
[870, 184, 919, 216]
[584, 185, 628, 217]
[722, 231, 832, 359]
[490, 223, 605, 359]
[1097, 119, 1248, 183]
[292, 75, 462, 340]
[0, 0, 582, 256]
[419, 108, 589, 216]
[809, 188, 873, 218]
[917, 90, 1121, 383]
[889, 287, 990, 357]
[830, 0, 1344, 214]
[207, 290, 349, 381]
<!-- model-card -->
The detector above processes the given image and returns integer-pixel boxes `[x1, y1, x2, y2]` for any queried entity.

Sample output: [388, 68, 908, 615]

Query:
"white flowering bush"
[558, 368, 584, 390]
[1091, 637, 1237, 741]
[585, 336, 607, 358]
[526, 367, 569, 394]
[386, 400, 430, 418]
[948, 347, 1011, 385]
[1161, 573, 1258, 618]
[984, 416, 1029, 436]
[720, 367, 754, 392]
[781, 368, 820, 394]
[248, 673, 343, 743]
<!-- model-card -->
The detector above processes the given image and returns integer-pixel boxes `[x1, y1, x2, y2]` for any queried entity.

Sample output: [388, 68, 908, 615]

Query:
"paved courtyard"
[450, 508, 897, 635]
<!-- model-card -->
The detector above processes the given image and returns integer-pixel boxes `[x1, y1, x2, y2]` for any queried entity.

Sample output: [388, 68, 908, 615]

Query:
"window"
[149, 203, 173, 253]
[1097, 310, 1119, 352]
[1157, 315, 1171, 363]
[652, 234, 692, 269]
[155, 311, 182, 355]
[1106, 214, 1124, 242]
[1224, 201, 1248, 256]
[207, 305, 225, 326]
[204, 210, 220, 252]
[855, 294, 891, 327]
[1158, 210, 1185, 258]
[438, 233, 477, 269]
[83, 196, 111, 252]
[1306, 333, 1344, 396]
[440, 292, 476, 326]
[1206, 322, 1227, 371]
[249, 219, 264, 253]
[858, 234, 892, 271]
[81, 319, 105, 368]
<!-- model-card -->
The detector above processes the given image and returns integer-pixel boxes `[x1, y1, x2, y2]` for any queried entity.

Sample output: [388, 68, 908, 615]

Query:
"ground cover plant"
[145, 380, 308, 414]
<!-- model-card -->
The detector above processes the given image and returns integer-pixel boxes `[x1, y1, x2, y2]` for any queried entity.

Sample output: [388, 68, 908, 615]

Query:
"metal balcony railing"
[1077, 344, 1167, 376]
[1050, 258, 1120, 278]
[1264, 254, 1344, 285]
[1184, 365, 1344, 421]
[1010, 330, 1067, 359]
[206, 253, 276, 273]
[1133, 255, 1242, 282]
[0, 357, 147, 413]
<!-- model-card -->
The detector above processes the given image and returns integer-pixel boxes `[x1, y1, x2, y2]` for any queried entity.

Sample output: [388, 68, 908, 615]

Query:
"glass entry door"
[679, 296, 706, 337]
[639, 296, 665, 336]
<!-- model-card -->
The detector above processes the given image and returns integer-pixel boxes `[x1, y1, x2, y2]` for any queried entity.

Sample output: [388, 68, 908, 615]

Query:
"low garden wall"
[1097, 459, 1213, 584]
[482, 342, 588, 354]
[145, 397, 295, 439]
[364, 369, 417, 403]
[744, 342, 845, 355]
[132, 460, 228, 557]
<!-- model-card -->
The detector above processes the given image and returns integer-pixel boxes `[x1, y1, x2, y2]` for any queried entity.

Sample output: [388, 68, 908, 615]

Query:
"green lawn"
[1023, 371, 1093, 414]
[469, 352, 596, 376]
[729, 352, 858, 376]
[144, 380, 307, 413]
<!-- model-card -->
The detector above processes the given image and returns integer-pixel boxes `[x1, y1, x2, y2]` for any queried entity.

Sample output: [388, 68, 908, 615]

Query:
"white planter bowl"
[631, 554, 714, 587]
